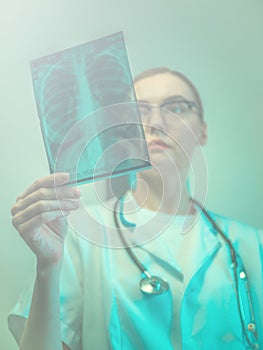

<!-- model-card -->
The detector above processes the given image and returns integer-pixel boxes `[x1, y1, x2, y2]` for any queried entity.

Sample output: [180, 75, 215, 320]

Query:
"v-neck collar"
[121, 193, 224, 287]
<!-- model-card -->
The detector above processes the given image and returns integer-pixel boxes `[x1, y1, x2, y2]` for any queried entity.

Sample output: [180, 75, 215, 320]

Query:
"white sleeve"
[7, 229, 84, 350]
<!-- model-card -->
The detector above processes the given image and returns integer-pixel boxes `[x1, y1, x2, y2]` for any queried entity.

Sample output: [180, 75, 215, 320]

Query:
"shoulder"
[205, 210, 262, 245]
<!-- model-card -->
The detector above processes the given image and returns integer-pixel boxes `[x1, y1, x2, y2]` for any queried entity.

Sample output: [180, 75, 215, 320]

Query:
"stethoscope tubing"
[113, 198, 150, 277]
[191, 199, 258, 347]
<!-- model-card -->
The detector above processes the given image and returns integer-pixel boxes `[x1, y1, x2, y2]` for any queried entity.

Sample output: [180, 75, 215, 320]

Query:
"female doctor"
[9, 68, 262, 349]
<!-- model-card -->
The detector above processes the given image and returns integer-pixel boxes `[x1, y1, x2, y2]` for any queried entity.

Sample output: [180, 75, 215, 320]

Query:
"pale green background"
[1, 0, 262, 349]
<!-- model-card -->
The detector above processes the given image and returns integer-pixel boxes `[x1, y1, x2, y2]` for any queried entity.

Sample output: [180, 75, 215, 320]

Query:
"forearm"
[20, 261, 63, 350]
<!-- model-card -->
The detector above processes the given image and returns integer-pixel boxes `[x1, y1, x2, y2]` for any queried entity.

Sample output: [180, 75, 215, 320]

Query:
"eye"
[173, 105, 183, 113]
[166, 102, 189, 114]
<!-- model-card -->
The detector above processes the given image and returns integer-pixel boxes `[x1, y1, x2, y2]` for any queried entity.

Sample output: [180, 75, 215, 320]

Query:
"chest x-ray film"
[30, 32, 151, 185]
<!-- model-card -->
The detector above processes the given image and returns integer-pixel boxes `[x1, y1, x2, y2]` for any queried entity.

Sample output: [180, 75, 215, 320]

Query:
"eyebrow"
[162, 95, 188, 104]
[136, 95, 188, 104]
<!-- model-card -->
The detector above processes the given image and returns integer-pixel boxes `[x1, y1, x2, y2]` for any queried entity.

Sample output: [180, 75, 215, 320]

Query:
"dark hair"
[134, 67, 204, 119]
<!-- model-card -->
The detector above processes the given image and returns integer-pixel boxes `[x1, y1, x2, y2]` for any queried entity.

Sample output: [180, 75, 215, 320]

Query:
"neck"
[133, 168, 195, 216]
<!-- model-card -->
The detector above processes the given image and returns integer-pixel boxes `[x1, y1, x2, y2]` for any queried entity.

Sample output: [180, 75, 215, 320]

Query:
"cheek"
[170, 123, 202, 156]
[177, 121, 202, 141]
[142, 120, 202, 150]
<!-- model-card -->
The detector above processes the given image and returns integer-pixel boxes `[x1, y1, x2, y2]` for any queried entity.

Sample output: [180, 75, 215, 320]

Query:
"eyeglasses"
[138, 99, 201, 123]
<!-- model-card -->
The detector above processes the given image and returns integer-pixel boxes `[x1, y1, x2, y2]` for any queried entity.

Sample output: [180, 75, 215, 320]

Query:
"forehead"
[134, 73, 197, 104]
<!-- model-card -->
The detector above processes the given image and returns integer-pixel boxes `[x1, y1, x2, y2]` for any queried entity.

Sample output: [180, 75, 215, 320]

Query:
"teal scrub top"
[8, 197, 263, 349]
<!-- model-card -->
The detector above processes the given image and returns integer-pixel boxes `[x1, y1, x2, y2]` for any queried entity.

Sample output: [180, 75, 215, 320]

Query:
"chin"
[150, 156, 179, 172]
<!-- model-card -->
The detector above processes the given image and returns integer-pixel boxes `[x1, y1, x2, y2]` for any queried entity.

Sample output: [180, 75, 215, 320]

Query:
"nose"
[143, 106, 167, 134]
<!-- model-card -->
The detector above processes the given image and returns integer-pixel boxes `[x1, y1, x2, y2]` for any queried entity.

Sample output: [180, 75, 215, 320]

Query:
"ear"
[198, 121, 207, 146]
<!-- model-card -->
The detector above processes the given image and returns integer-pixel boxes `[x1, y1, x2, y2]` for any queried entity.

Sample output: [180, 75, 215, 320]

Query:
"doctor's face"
[134, 72, 207, 170]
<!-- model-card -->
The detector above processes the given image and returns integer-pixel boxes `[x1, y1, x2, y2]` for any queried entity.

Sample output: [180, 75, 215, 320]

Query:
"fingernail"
[73, 189, 80, 197]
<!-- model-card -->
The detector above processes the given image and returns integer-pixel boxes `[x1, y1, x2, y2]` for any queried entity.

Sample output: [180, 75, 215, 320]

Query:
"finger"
[17, 173, 70, 201]
[12, 186, 80, 217]
[12, 199, 79, 229]
[17, 210, 71, 240]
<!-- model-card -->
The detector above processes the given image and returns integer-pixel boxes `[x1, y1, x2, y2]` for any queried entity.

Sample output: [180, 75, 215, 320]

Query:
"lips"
[147, 139, 169, 150]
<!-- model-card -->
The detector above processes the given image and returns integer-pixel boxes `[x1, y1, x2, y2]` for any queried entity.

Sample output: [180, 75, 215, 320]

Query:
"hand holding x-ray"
[11, 173, 80, 266]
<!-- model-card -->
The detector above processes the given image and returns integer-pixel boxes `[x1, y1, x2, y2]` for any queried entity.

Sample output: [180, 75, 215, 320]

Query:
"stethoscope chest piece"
[140, 276, 169, 295]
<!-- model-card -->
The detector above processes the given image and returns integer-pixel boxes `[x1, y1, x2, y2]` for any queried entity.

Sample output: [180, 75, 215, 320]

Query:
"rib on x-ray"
[30, 32, 151, 185]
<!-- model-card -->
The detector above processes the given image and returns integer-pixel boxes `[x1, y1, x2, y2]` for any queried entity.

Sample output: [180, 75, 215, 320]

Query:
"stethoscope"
[113, 195, 260, 349]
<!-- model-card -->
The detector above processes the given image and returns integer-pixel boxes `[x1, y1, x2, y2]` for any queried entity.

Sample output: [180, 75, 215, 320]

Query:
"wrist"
[36, 258, 63, 279]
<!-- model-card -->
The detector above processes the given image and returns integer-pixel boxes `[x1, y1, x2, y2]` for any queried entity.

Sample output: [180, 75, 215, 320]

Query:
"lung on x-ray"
[30, 32, 151, 185]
